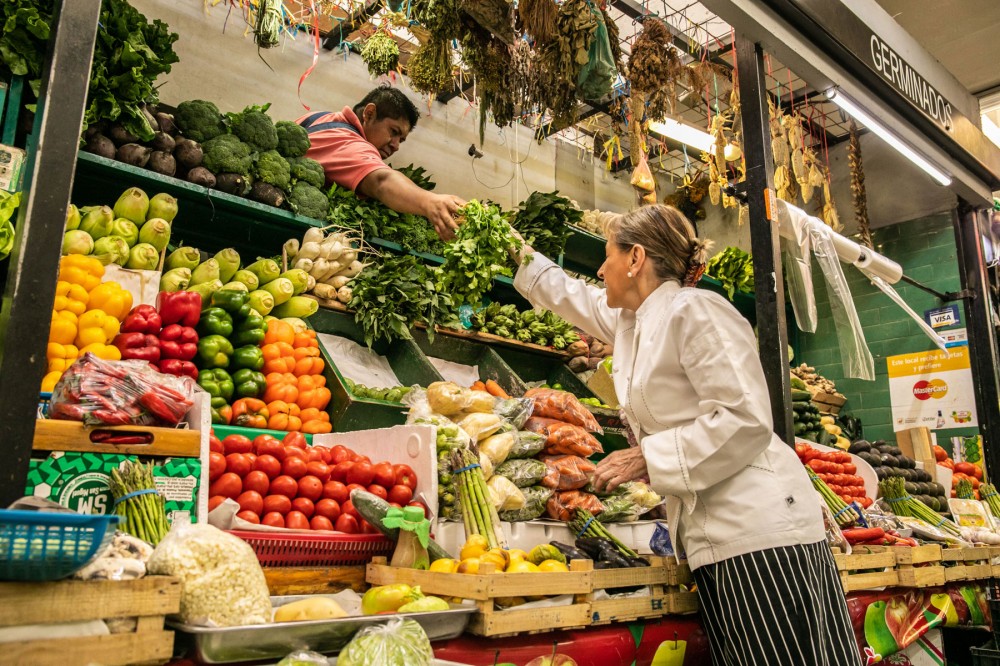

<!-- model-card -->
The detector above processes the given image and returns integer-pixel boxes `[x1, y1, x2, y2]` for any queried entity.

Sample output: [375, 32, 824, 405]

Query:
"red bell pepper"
[157, 291, 202, 327]
[158, 359, 199, 380]
[112, 332, 161, 363]
[159, 324, 199, 361]
[120, 304, 162, 335]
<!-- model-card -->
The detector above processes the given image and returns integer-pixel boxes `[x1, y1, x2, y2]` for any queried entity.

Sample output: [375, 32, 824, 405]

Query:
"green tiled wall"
[795, 212, 976, 442]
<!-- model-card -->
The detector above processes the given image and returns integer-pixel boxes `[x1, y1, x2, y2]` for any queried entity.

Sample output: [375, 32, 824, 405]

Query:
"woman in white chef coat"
[511, 204, 860, 666]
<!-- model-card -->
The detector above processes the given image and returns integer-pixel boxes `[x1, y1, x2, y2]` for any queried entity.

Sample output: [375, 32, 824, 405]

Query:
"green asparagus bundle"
[109, 461, 169, 545]
[879, 476, 961, 536]
[570, 509, 638, 558]
[956, 478, 976, 500]
[451, 446, 506, 549]
[980, 482, 1000, 519]
[806, 467, 861, 527]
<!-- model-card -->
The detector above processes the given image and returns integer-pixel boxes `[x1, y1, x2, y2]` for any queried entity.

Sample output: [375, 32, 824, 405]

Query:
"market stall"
[2, 0, 1000, 664]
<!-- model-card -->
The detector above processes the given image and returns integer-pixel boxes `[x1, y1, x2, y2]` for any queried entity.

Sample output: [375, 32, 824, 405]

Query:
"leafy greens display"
[511, 190, 582, 260]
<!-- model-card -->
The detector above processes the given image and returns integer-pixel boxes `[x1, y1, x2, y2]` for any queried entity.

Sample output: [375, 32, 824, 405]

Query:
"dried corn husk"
[709, 180, 721, 205]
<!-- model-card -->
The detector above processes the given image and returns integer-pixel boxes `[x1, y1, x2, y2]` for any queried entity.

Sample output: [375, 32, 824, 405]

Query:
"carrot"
[470, 380, 487, 392]
[484, 379, 510, 398]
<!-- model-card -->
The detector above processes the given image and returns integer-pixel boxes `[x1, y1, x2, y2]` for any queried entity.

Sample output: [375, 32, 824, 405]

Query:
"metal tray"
[169, 596, 475, 664]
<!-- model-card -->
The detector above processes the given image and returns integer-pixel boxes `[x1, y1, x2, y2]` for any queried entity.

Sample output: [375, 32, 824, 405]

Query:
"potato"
[273, 596, 348, 623]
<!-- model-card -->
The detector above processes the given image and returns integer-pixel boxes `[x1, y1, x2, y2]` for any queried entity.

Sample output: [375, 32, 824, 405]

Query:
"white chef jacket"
[515, 255, 825, 569]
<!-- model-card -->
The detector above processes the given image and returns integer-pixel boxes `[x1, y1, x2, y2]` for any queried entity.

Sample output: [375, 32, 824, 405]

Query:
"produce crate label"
[25, 451, 201, 524]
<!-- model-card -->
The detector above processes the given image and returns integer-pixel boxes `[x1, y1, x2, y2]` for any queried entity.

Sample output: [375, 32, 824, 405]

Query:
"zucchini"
[792, 400, 811, 413]
[791, 389, 813, 401]
[794, 422, 807, 435]
[790, 376, 808, 391]
[351, 489, 453, 562]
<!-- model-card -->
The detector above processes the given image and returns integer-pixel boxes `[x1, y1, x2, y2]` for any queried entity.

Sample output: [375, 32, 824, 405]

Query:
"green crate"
[410, 329, 525, 396]
[309, 307, 442, 431]
[212, 424, 314, 445]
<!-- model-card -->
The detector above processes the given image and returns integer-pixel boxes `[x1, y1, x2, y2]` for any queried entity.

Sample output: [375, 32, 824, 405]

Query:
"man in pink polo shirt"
[297, 85, 462, 240]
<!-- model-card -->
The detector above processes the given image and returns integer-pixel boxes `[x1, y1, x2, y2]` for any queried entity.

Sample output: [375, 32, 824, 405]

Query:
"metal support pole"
[735, 38, 794, 445]
[0, 0, 102, 505]
[953, 203, 1000, 477]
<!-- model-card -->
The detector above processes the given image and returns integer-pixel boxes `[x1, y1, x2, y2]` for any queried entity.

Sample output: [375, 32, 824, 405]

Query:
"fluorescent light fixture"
[647, 118, 715, 153]
[827, 88, 952, 186]
[981, 113, 1000, 150]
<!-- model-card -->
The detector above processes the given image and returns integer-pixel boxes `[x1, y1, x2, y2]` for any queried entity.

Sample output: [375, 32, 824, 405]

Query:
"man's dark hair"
[353, 85, 419, 128]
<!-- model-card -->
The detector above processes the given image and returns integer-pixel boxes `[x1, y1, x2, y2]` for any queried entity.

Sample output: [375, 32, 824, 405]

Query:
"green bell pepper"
[198, 307, 234, 338]
[209, 289, 252, 318]
[231, 314, 267, 347]
[197, 368, 234, 404]
[230, 345, 264, 371]
[197, 335, 234, 368]
[232, 368, 267, 399]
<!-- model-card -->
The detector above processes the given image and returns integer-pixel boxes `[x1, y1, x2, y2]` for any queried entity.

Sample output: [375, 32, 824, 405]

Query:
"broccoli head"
[275, 120, 310, 158]
[288, 156, 326, 189]
[288, 182, 330, 221]
[202, 134, 254, 176]
[254, 150, 291, 191]
[175, 100, 226, 143]
[227, 104, 278, 152]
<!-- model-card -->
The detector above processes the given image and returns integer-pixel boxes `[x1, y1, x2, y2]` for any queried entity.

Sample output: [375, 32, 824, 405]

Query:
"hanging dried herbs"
[510, 39, 542, 113]
[848, 121, 872, 247]
[461, 26, 515, 141]
[537, 0, 596, 126]
[410, 0, 461, 39]
[601, 6, 625, 77]
[518, 0, 559, 46]
[408, 38, 454, 94]
[361, 31, 400, 78]
[628, 19, 684, 121]
[461, 0, 515, 45]
[820, 166, 842, 231]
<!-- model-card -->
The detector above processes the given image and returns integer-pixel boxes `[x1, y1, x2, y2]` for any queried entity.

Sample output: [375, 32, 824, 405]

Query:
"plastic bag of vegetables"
[337, 617, 433, 666]
[147, 521, 271, 626]
[277, 650, 329, 666]
[523, 387, 603, 433]
[479, 430, 516, 465]
[499, 485, 552, 522]
[507, 430, 546, 459]
[487, 475, 526, 511]
[596, 481, 662, 523]
[494, 458, 547, 487]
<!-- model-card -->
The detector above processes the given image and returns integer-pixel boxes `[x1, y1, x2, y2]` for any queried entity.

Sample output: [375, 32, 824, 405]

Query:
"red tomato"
[387, 484, 413, 505]
[317, 447, 332, 464]
[334, 514, 358, 534]
[237, 510, 261, 524]
[342, 499, 359, 519]
[366, 484, 388, 501]
[209, 472, 242, 499]
[331, 461, 353, 483]
[315, 498, 341, 521]
[282, 432, 308, 449]
[286, 510, 310, 530]
[355, 455, 371, 465]
[347, 461, 374, 486]
[270, 475, 299, 498]
[371, 462, 395, 488]
[244, 470, 270, 496]
[245, 452, 257, 467]
[291, 497, 315, 518]
[298, 475, 324, 502]
[255, 437, 284, 459]
[307, 448, 326, 463]
[310, 516, 334, 531]
[282, 456, 308, 479]
[406, 501, 428, 519]
[330, 445, 353, 464]
[389, 503, 402, 509]
[223, 434, 253, 455]
[208, 451, 227, 481]
[346, 483, 367, 500]
[208, 495, 227, 512]
[263, 494, 292, 515]
[393, 464, 417, 490]
[306, 461, 331, 483]
[253, 454, 282, 480]
[262, 512, 285, 528]
[237, 490, 264, 515]
[209, 434, 224, 454]
[360, 519, 379, 534]
[226, 453, 252, 477]
[284, 445, 307, 460]
[323, 480, 348, 504]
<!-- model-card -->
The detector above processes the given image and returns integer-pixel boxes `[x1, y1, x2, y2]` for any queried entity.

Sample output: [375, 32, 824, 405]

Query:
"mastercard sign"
[912, 379, 948, 400]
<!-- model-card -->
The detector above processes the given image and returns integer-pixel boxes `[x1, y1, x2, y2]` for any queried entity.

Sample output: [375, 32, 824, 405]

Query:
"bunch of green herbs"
[705, 246, 754, 299]
[511, 190, 582, 260]
[437, 199, 521, 308]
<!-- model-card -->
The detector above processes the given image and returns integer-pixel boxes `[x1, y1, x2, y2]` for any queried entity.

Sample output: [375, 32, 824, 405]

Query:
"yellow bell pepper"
[53, 280, 89, 315]
[76, 310, 120, 347]
[41, 371, 62, 393]
[87, 281, 132, 321]
[49, 311, 78, 346]
[79, 343, 121, 361]
[59, 255, 104, 292]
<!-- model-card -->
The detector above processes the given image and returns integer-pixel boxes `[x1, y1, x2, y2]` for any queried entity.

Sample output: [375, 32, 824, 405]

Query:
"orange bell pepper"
[266, 371, 298, 387]
[294, 356, 325, 376]
[301, 419, 332, 434]
[262, 342, 296, 374]
[216, 404, 233, 425]
[264, 319, 295, 346]
[296, 375, 331, 410]
[293, 330, 318, 349]
[299, 407, 330, 424]
[267, 400, 303, 432]
[232, 398, 269, 428]
[263, 378, 299, 404]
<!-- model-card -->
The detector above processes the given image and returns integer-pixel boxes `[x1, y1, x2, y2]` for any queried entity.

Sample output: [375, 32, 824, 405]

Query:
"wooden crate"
[33, 418, 201, 457]
[588, 556, 676, 625]
[811, 391, 847, 415]
[0, 576, 180, 666]
[940, 546, 994, 582]
[893, 544, 946, 588]
[833, 547, 898, 592]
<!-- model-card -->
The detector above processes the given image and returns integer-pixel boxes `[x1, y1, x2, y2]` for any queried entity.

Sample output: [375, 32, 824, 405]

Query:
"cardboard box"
[898, 427, 939, 481]
[586, 365, 620, 410]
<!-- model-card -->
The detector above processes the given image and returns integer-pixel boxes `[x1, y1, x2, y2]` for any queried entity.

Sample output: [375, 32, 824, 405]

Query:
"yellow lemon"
[480, 550, 507, 573]
[508, 548, 528, 562]
[506, 560, 540, 574]
[456, 557, 481, 575]
[488, 548, 511, 568]
[463, 535, 489, 550]
[460, 544, 487, 561]
[429, 558, 459, 574]
[537, 559, 569, 573]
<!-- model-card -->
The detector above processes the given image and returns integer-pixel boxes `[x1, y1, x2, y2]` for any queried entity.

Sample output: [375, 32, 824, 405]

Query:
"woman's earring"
[627, 271, 633, 278]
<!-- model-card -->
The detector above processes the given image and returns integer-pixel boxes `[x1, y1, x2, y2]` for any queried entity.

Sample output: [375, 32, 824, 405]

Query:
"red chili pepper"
[120, 304, 162, 335]
[841, 527, 886, 544]
[158, 359, 199, 380]
[112, 332, 161, 363]
[157, 291, 202, 328]
[159, 324, 198, 361]
[139, 390, 183, 424]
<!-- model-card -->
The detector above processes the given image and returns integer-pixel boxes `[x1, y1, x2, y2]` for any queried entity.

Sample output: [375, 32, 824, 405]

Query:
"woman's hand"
[506, 224, 534, 264]
[592, 447, 648, 494]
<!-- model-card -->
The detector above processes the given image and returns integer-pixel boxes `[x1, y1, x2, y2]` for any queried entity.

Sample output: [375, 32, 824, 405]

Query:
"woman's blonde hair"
[604, 205, 713, 287]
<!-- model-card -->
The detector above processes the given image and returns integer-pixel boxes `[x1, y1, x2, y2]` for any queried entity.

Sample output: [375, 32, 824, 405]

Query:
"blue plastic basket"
[0, 509, 120, 581]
